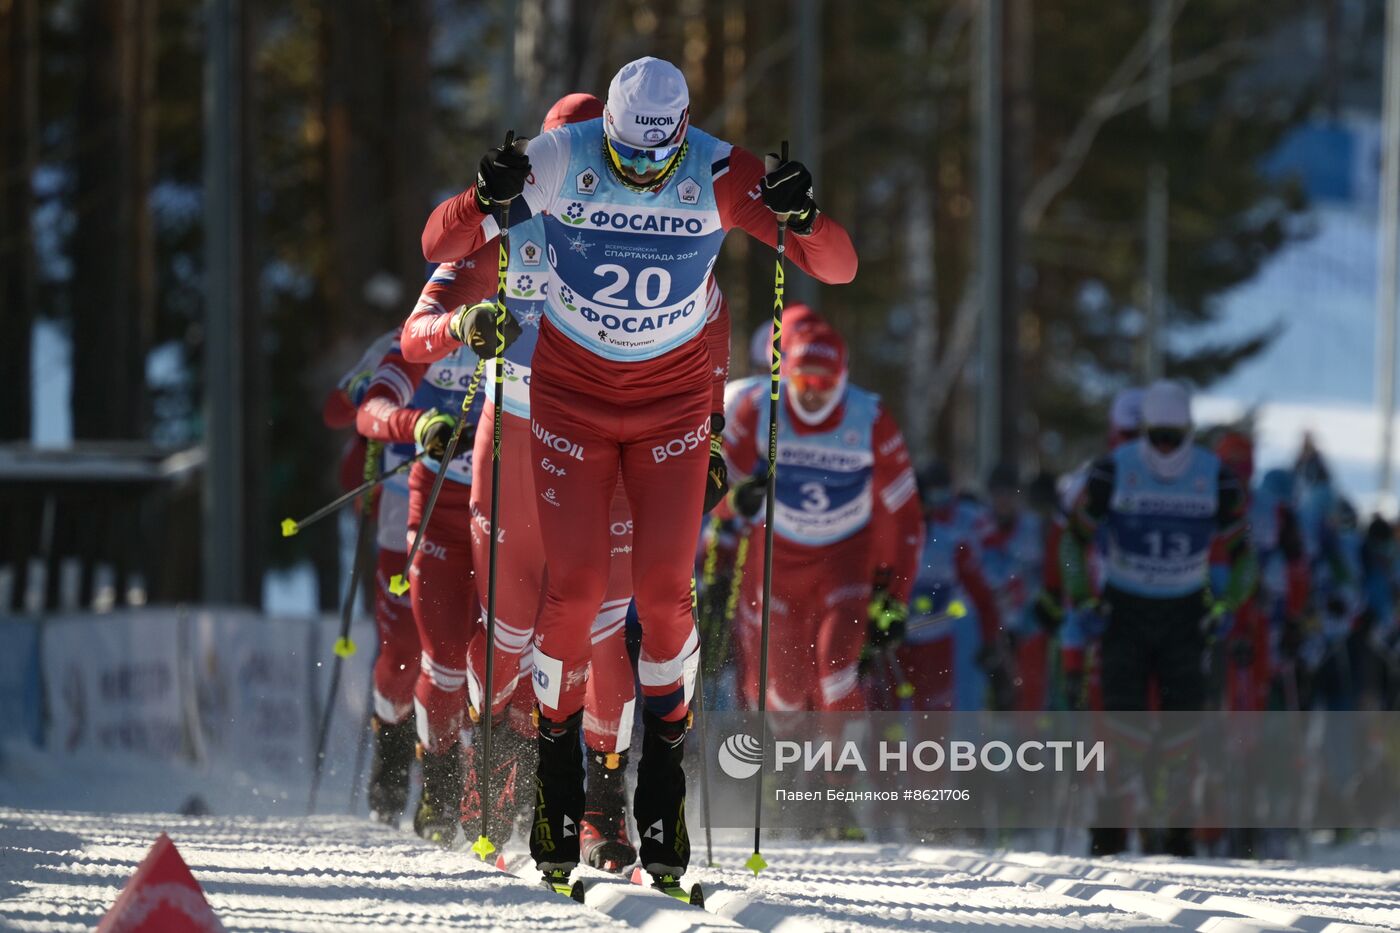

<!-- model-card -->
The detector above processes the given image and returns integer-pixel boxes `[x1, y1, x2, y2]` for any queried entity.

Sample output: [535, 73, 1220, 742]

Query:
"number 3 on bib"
[800, 482, 830, 513]
[593, 264, 673, 308]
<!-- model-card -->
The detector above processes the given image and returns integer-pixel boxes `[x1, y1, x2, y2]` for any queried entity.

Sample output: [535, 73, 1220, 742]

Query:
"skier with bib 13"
[422, 56, 858, 896]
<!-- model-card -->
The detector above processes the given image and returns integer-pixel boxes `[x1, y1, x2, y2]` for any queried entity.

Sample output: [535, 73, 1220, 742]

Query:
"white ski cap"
[1109, 387, 1145, 432]
[1141, 379, 1192, 428]
[749, 320, 771, 369]
[605, 57, 690, 149]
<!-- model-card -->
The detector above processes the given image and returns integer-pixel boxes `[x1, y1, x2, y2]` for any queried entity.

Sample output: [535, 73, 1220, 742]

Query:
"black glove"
[414, 409, 456, 462]
[703, 415, 729, 514]
[449, 301, 522, 355]
[761, 154, 817, 234]
[867, 589, 908, 650]
[475, 136, 531, 209]
[731, 476, 766, 519]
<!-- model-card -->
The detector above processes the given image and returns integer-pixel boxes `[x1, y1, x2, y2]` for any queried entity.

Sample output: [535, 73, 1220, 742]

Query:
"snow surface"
[3, 801, 1400, 931]
[4, 740, 1400, 930]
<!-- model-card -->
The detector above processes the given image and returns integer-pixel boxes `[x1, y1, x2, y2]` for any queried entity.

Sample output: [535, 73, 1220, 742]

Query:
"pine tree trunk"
[72, 0, 156, 440]
[0, 0, 37, 442]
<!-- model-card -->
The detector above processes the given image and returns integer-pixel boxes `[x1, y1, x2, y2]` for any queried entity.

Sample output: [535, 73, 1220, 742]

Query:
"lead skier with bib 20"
[422, 57, 858, 895]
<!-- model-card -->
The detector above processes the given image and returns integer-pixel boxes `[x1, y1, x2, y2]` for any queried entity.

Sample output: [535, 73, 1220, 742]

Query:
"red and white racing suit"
[724, 383, 922, 711]
[421, 120, 856, 725]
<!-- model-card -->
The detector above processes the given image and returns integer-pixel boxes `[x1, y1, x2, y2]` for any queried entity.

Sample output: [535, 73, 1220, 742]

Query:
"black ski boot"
[462, 716, 537, 851]
[581, 749, 636, 873]
[413, 741, 464, 848]
[634, 711, 692, 890]
[531, 710, 584, 880]
[367, 715, 416, 826]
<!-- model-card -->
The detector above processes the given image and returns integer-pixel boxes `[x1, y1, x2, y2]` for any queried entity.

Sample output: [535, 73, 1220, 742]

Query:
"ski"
[629, 865, 705, 907]
[541, 868, 586, 903]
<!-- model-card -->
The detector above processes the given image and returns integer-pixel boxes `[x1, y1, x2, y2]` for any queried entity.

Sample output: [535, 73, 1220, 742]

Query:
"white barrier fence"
[2, 608, 375, 804]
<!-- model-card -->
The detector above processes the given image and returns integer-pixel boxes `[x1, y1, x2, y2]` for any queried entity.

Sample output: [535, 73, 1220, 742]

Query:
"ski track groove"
[905, 848, 1397, 933]
[3, 809, 1399, 932]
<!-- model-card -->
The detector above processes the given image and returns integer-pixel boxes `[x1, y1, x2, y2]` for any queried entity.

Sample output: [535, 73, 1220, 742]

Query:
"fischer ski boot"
[461, 716, 537, 851]
[367, 715, 416, 826]
[634, 710, 692, 893]
[413, 741, 464, 848]
[530, 709, 584, 881]
[581, 749, 636, 873]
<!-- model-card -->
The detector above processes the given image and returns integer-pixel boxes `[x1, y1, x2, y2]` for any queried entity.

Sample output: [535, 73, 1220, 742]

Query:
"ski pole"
[387, 357, 487, 597]
[281, 450, 427, 538]
[308, 439, 382, 814]
[747, 140, 788, 879]
[472, 130, 517, 862]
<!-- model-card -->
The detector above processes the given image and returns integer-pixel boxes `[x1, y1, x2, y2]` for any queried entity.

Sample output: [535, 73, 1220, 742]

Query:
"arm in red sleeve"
[705, 280, 732, 414]
[422, 130, 566, 262]
[721, 385, 763, 480]
[422, 186, 496, 263]
[399, 245, 500, 363]
[955, 543, 1002, 641]
[869, 407, 922, 604]
[355, 348, 429, 445]
[322, 388, 357, 430]
[715, 146, 858, 285]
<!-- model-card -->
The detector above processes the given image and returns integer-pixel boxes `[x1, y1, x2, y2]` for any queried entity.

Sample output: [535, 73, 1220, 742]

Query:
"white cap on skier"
[749, 321, 771, 370]
[605, 57, 690, 149]
[1140, 379, 1194, 480]
[1141, 379, 1191, 429]
[1109, 387, 1145, 433]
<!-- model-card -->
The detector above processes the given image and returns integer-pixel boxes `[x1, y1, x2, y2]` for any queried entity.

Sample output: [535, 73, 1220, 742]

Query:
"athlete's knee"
[819, 660, 863, 709]
[637, 624, 700, 720]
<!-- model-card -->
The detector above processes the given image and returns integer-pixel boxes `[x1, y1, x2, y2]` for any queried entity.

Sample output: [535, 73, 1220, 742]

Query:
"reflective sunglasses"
[788, 370, 841, 394]
[1146, 427, 1187, 450]
[607, 137, 683, 176]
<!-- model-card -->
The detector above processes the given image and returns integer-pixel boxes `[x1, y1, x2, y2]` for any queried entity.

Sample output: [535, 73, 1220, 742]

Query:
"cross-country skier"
[1062, 379, 1255, 857]
[323, 329, 414, 825]
[979, 463, 1057, 710]
[421, 56, 857, 892]
[356, 258, 495, 843]
[895, 462, 1004, 710]
[1056, 386, 1144, 711]
[723, 304, 923, 713]
[403, 92, 735, 871]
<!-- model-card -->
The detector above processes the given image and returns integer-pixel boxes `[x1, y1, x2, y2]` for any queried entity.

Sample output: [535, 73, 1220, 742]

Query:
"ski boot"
[531, 709, 584, 885]
[367, 715, 416, 826]
[634, 710, 700, 903]
[413, 740, 464, 848]
[461, 714, 537, 853]
[581, 749, 636, 873]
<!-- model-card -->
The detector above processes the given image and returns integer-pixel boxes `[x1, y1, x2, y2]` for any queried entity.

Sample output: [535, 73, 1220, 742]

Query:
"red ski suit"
[399, 258, 733, 752]
[422, 132, 856, 725]
[328, 329, 414, 729]
[723, 307, 922, 712]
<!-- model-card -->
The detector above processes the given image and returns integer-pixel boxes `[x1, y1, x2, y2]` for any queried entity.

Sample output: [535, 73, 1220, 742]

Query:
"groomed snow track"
[2, 809, 1397, 932]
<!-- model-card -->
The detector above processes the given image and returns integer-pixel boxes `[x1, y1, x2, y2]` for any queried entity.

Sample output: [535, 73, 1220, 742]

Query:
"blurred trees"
[0, 0, 37, 442]
[1, 0, 1365, 603]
